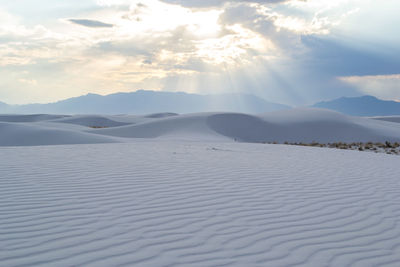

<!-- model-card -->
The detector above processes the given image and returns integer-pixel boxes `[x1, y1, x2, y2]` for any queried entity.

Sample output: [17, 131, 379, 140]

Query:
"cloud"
[0, 10, 68, 67]
[18, 78, 38, 85]
[0, 0, 350, 105]
[339, 74, 400, 101]
[2, 0, 399, 105]
[160, 0, 297, 8]
[68, 19, 114, 28]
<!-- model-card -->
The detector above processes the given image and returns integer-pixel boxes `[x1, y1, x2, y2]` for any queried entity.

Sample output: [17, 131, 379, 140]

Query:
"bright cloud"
[0, 0, 399, 104]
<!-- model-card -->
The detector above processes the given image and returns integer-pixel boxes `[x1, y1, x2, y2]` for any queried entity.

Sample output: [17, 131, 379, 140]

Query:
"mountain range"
[313, 95, 400, 116]
[0, 90, 290, 114]
[1, 91, 400, 116]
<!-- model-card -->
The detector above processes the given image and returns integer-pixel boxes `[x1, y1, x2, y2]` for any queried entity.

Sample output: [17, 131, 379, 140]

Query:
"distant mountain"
[313, 95, 400, 116]
[0, 90, 290, 114]
[0, 101, 10, 112]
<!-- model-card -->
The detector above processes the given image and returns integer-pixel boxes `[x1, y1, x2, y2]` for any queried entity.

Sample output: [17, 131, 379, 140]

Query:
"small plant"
[376, 142, 385, 148]
[89, 126, 109, 129]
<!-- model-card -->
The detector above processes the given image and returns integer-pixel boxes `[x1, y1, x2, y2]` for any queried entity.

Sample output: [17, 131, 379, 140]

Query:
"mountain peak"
[313, 95, 400, 116]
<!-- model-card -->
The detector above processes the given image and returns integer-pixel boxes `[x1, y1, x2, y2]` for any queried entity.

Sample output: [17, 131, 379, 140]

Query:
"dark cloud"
[301, 36, 400, 77]
[68, 19, 114, 28]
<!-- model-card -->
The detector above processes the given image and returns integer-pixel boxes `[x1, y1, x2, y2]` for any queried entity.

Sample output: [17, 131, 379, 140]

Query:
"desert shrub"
[364, 143, 373, 150]
[89, 126, 109, 129]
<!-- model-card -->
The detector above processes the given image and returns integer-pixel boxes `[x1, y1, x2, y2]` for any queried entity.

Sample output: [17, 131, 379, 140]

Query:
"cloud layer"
[0, 0, 399, 105]
[159, 0, 294, 8]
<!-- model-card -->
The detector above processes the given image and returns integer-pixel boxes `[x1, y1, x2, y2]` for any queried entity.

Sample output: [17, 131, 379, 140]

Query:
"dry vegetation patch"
[265, 141, 400, 155]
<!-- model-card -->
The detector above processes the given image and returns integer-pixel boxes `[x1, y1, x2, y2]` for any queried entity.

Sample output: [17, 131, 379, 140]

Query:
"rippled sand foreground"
[1, 142, 400, 266]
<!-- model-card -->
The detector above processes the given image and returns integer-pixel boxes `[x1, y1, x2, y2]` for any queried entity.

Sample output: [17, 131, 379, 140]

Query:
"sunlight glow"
[116, 0, 222, 38]
[195, 25, 272, 65]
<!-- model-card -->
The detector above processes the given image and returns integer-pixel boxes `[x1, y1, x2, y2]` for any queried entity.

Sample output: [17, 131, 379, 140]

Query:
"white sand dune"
[0, 122, 117, 146]
[1, 108, 400, 146]
[0, 114, 68, 123]
[2, 109, 400, 266]
[92, 113, 229, 140]
[53, 115, 131, 127]
[1, 142, 400, 266]
[144, 112, 179, 118]
[213, 108, 400, 143]
[92, 108, 400, 143]
[371, 116, 400, 123]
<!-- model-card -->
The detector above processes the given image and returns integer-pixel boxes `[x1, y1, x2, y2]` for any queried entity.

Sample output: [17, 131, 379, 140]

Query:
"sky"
[0, 0, 399, 105]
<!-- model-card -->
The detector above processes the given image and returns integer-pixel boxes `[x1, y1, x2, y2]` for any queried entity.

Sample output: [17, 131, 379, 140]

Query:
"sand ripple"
[1, 142, 400, 266]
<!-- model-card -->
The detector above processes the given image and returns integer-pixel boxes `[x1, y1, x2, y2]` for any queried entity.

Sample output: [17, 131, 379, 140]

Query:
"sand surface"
[1, 109, 400, 146]
[2, 109, 400, 266]
[1, 142, 400, 266]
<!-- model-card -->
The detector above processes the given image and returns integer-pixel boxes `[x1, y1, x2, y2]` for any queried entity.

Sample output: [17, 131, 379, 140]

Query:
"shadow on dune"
[144, 113, 179, 119]
[207, 112, 387, 143]
[56, 116, 130, 127]
[206, 113, 281, 142]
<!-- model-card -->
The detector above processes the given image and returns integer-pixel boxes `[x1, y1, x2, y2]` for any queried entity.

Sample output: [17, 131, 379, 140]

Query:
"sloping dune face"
[207, 109, 400, 143]
[371, 116, 400, 123]
[144, 112, 179, 118]
[92, 109, 400, 143]
[206, 113, 280, 142]
[92, 114, 223, 139]
[54, 115, 130, 127]
[0, 114, 68, 122]
[1, 109, 400, 146]
[0, 122, 117, 146]
[1, 142, 400, 266]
